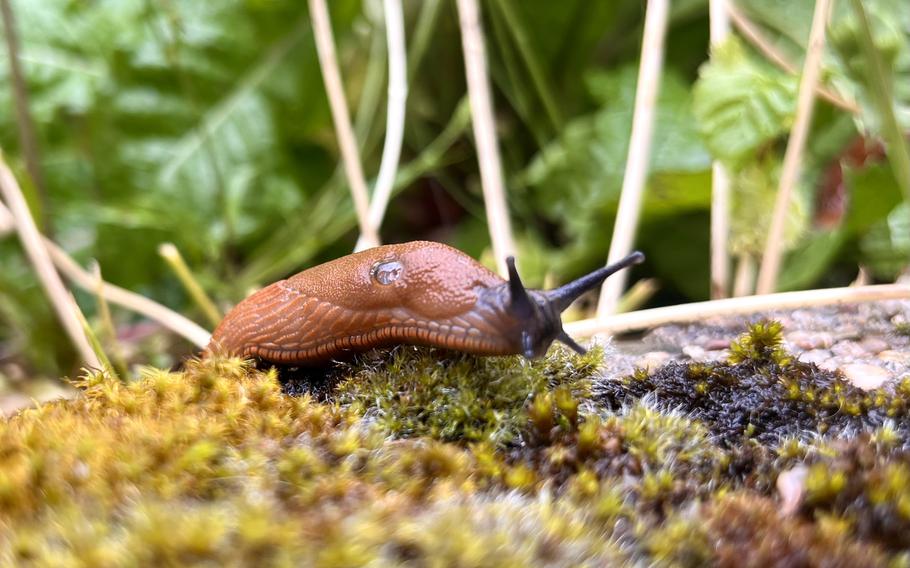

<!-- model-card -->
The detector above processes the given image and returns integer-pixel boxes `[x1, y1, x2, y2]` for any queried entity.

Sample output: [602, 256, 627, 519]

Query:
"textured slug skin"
[208, 241, 523, 364]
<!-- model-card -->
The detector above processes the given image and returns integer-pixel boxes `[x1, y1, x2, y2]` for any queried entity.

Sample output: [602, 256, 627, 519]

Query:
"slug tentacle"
[557, 331, 586, 355]
[544, 251, 646, 312]
[506, 257, 535, 320]
[501, 250, 645, 358]
[208, 241, 644, 366]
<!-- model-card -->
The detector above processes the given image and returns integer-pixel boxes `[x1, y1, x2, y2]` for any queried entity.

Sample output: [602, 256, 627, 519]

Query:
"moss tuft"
[798, 435, 910, 552]
[3, 328, 909, 564]
[599, 321, 910, 445]
[728, 320, 791, 365]
[334, 345, 600, 444]
[702, 494, 887, 567]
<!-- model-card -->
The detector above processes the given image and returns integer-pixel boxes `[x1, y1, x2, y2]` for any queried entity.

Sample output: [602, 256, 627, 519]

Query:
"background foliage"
[0, 0, 907, 377]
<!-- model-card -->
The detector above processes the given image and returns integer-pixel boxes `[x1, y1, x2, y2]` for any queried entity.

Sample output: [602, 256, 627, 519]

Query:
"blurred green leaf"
[777, 230, 847, 291]
[728, 155, 809, 257]
[524, 67, 710, 242]
[829, 0, 910, 133]
[861, 203, 910, 279]
[692, 39, 798, 168]
[844, 164, 903, 233]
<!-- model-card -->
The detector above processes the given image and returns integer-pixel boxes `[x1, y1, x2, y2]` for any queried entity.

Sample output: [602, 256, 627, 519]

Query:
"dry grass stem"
[158, 243, 223, 328]
[0, 0, 50, 233]
[309, 0, 380, 249]
[756, 0, 832, 294]
[354, 0, 408, 253]
[727, 2, 860, 115]
[597, 0, 669, 316]
[47, 242, 211, 348]
[710, 163, 731, 299]
[567, 283, 910, 338]
[615, 278, 659, 314]
[710, 0, 731, 299]
[0, 156, 100, 368]
[0, 196, 13, 233]
[90, 262, 130, 378]
[456, 0, 516, 277]
[0, 197, 211, 348]
[69, 291, 114, 376]
[733, 253, 757, 297]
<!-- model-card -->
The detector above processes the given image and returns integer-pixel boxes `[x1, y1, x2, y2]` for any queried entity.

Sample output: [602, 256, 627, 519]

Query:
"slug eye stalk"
[506, 251, 645, 358]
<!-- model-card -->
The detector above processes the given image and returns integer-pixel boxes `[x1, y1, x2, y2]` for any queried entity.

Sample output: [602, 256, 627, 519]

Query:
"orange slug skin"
[208, 241, 523, 364]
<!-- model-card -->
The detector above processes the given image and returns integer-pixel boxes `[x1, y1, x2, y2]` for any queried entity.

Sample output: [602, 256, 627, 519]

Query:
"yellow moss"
[0, 341, 906, 564]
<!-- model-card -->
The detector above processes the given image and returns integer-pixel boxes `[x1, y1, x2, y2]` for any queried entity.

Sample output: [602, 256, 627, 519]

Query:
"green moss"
[701, 494, 887, 567]
[2, 330, 909, 564]
[0, 352, 626, 566]
[799, 435, 910, 552]
[893, 321, 910, 337]
[318, 494, 628, 566]
[644, 514, 712, 568]
[334, 345, 600, 444]
[728, 320, 791, 365]
[600, 322, 910, 445]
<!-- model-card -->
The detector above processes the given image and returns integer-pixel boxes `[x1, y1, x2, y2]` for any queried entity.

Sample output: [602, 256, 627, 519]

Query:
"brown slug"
[208, 241, 643, 365]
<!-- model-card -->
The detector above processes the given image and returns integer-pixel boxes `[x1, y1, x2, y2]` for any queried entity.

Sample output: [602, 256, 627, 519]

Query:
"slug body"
[209, 241, 643, 365]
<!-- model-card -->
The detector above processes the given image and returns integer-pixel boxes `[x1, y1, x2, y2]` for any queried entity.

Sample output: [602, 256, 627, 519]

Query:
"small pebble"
[879, 350, 910, 365]
[0, 393, 33, 417]
[834, 324, 861, 339]
[830, 341, 868, 359]
[777, 466, 808, 517]
[842, 363, 893, 390]
[704, 338, 730, 350]
[860, 336, 889, 354]
[774, 315, 796, 328]
[639, 351, 672, 372]
[786, 331, 834, 350]
[799, 349, 833, 365]
[682, 345, 706, 361]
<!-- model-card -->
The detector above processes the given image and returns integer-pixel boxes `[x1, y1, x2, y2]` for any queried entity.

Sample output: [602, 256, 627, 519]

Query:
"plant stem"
[309, 0, 380, 249]
[733, 253, 756, 297]
[158, 243, 222, 329]
[407, 0, 443, 79]
[0, 154, 100, 369]
[756, 0, 831, 294]
[91, 262, 129, 379]
[566, 283, 910, 338]
[496, 0, 563, 131]
[355, 0, 408, 252]
[456, 0, 516, 277]
[727, 1, 860, 114]
[597, 0, 669, 316]
[848, 0, 910, 202]
[710, 0, 731, 299]
[71, 291, 115, 378]
[0, 0, 51, 234]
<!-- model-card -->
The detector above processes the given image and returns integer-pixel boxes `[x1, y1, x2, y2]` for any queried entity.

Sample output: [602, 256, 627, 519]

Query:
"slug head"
[505, 251, 645, 359]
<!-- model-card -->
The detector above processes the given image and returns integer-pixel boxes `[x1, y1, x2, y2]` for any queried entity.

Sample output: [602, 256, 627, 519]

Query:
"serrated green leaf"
[829, 0, 910, 133]
[692, 39, 798, 168]
[524, 67, 710, 240]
